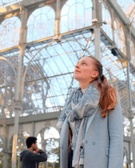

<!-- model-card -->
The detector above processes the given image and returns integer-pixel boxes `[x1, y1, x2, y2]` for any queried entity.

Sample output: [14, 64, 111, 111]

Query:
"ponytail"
[96, 75, 117, 118]
[87, 56, 118, 118]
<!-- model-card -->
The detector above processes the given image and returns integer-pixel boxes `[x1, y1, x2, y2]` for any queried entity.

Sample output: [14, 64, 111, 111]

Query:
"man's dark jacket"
[20, 149, 47, 168]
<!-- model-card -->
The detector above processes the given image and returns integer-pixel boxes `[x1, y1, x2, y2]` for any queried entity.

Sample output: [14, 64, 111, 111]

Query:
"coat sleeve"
[108, 96, 123, 168]
[28, 150, 47, 162]
[60, 118, 69, 168]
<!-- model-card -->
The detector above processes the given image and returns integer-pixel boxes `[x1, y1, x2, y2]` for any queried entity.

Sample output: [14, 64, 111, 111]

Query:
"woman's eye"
[82, 62, 87, 65]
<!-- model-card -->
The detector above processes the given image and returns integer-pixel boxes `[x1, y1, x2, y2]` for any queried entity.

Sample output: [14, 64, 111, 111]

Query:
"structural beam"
[107, 0, 135, 39]
[0, 111, 60, 126]
[0, 0, 56, 16]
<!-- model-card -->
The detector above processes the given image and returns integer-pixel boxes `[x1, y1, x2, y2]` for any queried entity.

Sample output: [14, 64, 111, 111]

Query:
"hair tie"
[100, 74, 104, 81]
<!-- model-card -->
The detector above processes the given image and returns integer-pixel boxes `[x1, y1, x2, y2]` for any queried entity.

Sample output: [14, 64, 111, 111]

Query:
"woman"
[56, 56, 123, 168]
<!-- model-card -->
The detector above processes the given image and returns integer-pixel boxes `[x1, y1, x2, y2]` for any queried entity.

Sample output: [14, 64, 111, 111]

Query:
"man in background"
[20, 136, 47, 168]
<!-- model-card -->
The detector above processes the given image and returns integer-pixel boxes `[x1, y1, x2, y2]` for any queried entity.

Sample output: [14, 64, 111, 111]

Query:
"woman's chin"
[73, 77, 81, 82]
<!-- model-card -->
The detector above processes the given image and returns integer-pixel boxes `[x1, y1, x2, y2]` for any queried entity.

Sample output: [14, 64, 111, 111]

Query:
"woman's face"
[74, 57, 99, 83]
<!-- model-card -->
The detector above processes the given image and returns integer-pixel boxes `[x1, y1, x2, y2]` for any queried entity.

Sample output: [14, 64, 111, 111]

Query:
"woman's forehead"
[79, 57, 92, 62]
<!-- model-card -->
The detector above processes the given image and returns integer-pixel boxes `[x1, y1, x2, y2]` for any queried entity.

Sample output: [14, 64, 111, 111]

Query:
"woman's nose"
[75, 63, 79, 68]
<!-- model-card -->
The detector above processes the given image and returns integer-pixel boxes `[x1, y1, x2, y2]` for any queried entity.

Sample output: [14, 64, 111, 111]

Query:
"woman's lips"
[74, 70, 80, 73]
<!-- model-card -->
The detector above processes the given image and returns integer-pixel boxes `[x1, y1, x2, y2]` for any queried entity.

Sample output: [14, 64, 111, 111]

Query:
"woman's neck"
[79, 82, 90, 90]
[81, 88, 87, 93]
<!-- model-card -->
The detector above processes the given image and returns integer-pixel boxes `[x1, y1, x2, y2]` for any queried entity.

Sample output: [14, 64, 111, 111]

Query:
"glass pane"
[61, 0, 93, 32]
[0, 17, 21, 50]
[27, 6, 55, 42]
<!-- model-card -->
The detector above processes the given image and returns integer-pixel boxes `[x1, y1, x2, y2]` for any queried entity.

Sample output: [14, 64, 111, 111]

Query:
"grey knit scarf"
[58, 83, 100, 167]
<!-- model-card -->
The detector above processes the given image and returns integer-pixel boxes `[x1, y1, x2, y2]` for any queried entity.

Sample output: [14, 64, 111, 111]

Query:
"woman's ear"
[91, 71, 99, 78]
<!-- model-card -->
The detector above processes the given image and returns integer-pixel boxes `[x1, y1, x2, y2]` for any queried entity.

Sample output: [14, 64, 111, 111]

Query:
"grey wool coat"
[59, 84, 123, 168]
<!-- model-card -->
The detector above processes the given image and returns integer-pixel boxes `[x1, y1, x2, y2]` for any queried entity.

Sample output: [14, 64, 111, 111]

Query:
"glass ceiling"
[0, 31, 95, 117]
[116, 0, 135, 13]
[0, 0, 135, 24]
[0, 30, 135, 118]
[116, 0, 135, 26]
[0, 0, 22, 7]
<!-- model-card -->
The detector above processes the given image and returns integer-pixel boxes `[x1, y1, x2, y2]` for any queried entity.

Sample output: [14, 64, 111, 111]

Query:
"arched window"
[61, 0, 93, 33]
[0, 17, 21, 50]
[37, 127, 60, 168]
[102, 4, 113, 40]
[27, 6, 55, 42]
[113, 19, 126, 54]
